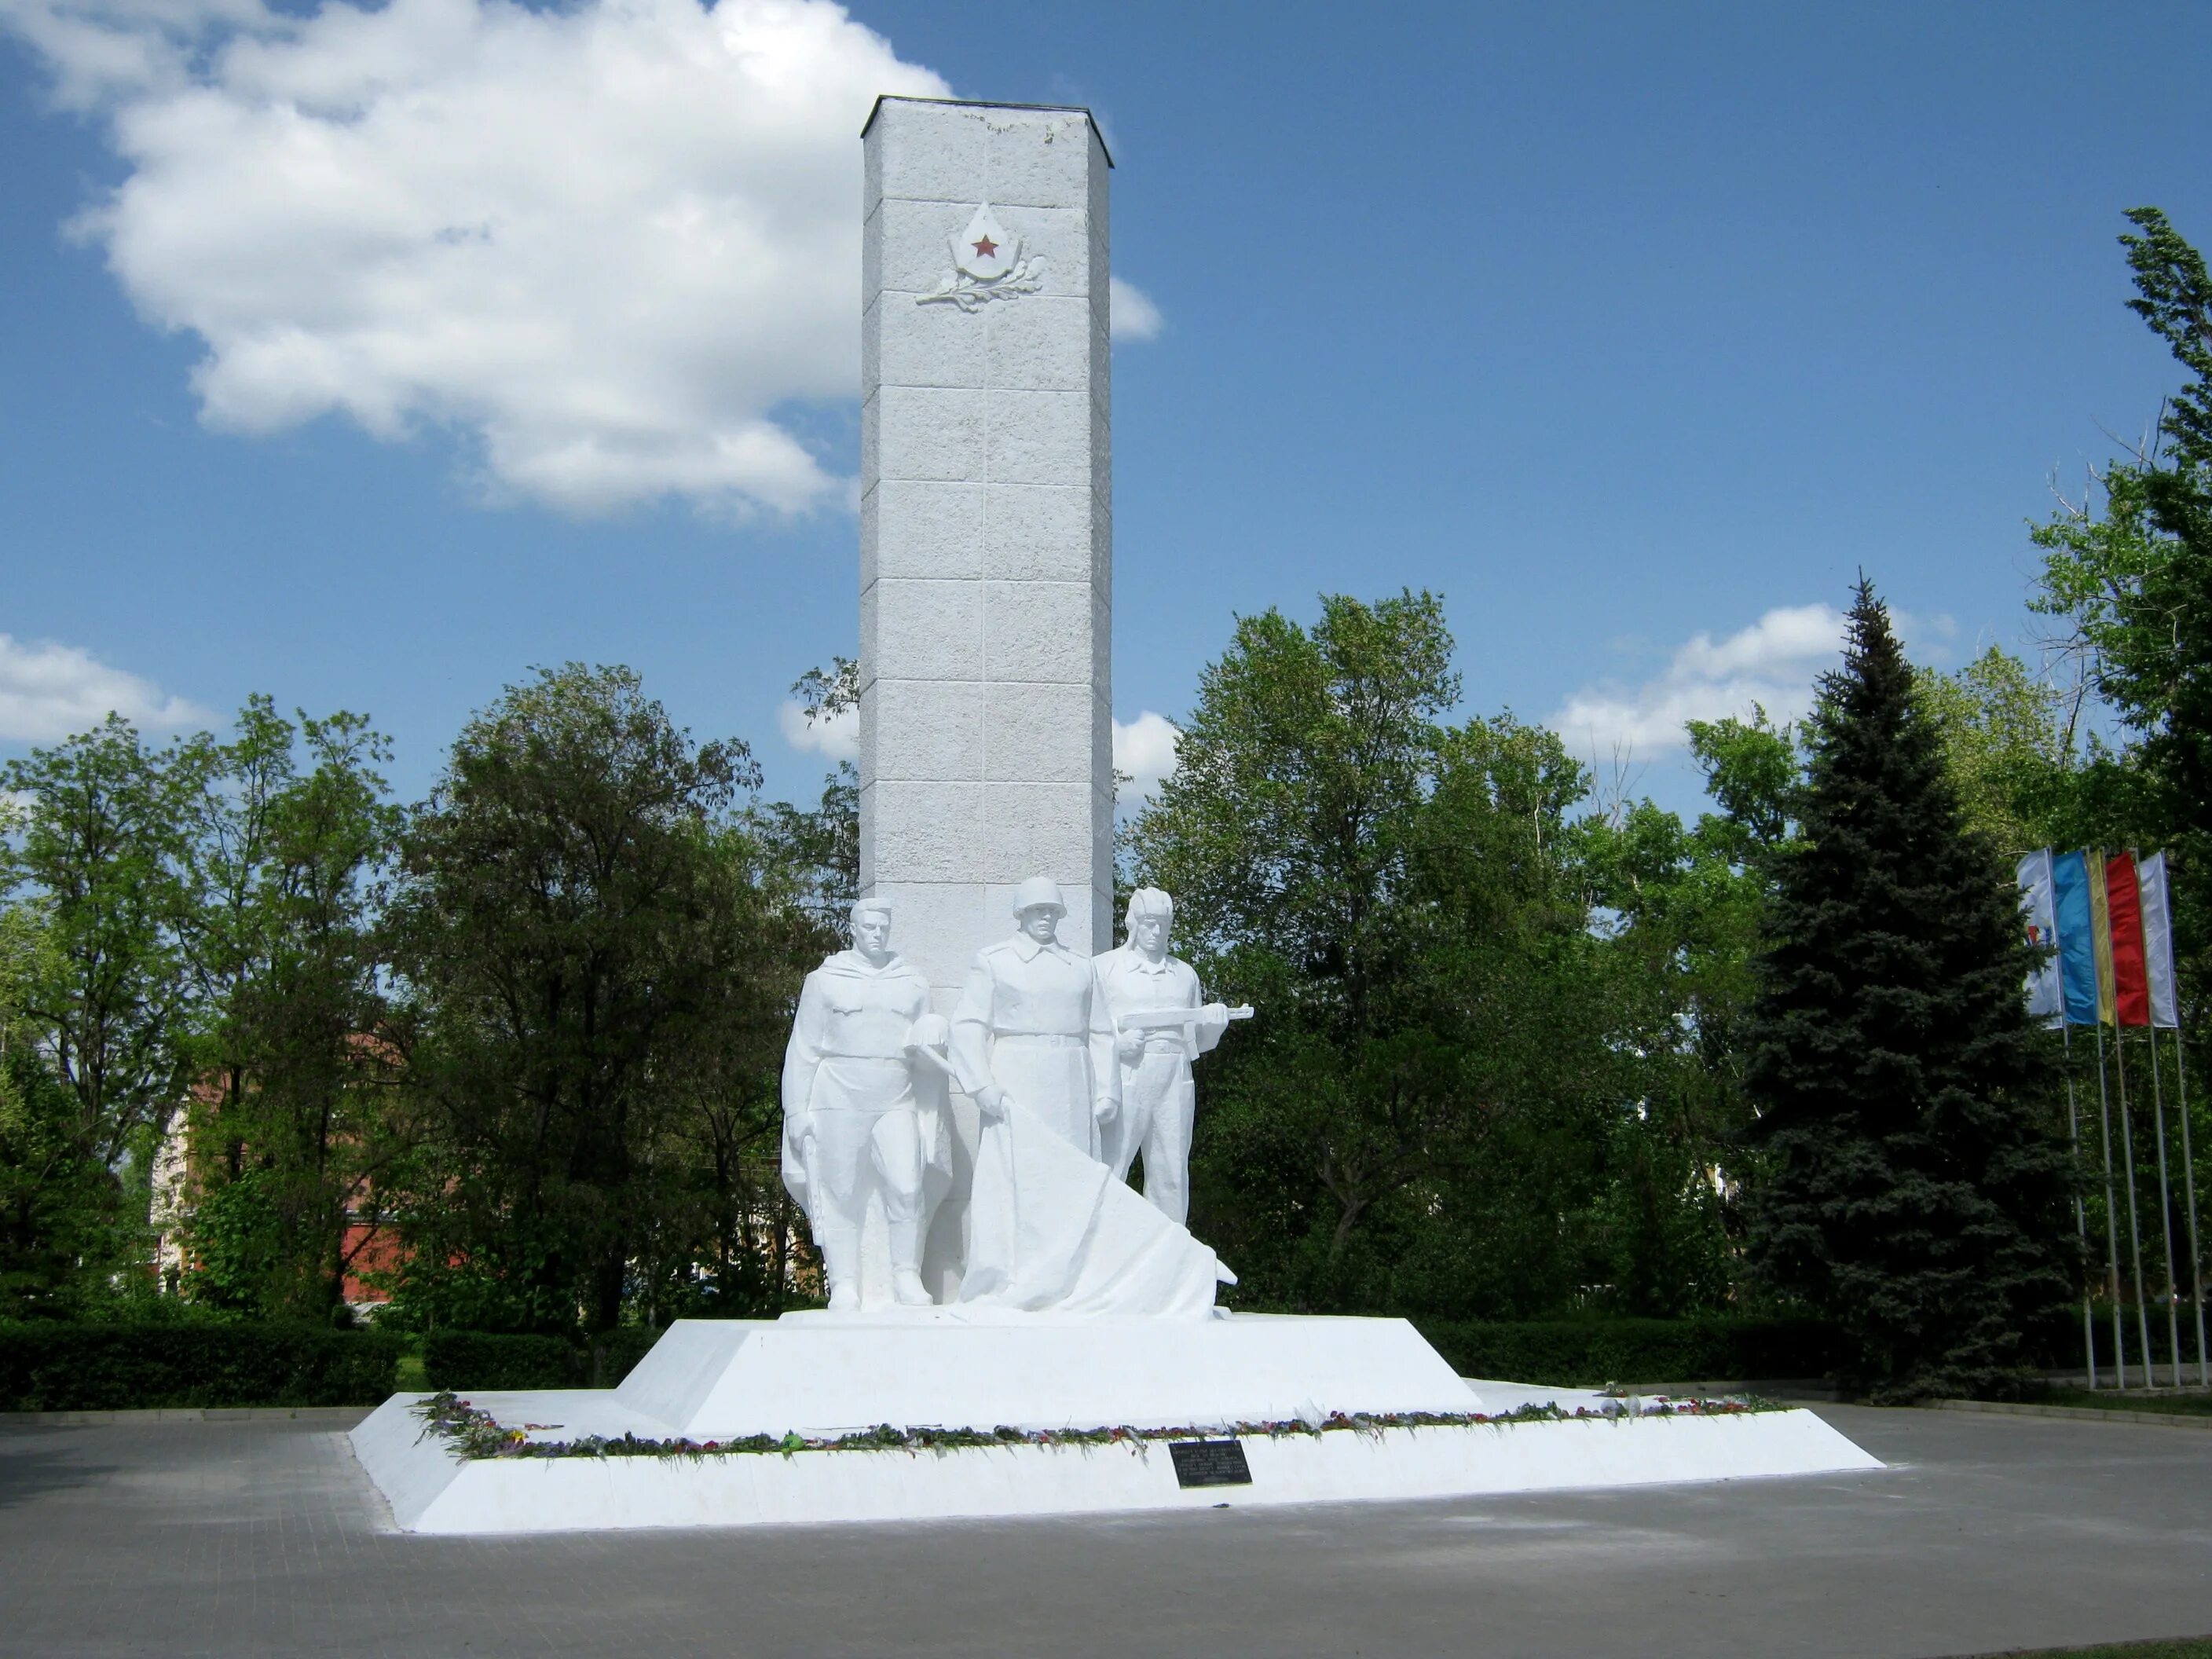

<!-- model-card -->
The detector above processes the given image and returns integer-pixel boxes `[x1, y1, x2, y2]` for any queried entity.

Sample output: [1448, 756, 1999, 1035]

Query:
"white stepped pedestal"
[614, 1311, 1479, 1438]
[348, 1312, 1883, 1534]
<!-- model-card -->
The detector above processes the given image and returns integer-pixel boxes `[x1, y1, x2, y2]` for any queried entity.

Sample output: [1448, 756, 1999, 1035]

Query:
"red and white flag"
[2138, 850, 2181, 1030]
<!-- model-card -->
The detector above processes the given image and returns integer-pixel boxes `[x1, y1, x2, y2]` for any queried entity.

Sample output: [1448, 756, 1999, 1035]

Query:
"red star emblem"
[971, 234, 998, 258]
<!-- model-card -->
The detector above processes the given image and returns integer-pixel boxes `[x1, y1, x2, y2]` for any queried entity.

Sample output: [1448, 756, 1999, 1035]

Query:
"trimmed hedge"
[1412, 1316, 1844, 1387]
[591, 1326, 661, 1388]
[422, 1327, 665, 1392]
[0, 1321, 404, 1411]
[421, 1331, 577, 1391]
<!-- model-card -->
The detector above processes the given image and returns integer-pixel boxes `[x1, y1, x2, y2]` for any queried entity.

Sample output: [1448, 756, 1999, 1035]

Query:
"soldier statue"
[1092, 888, 1248, 1225]
[949, 876, 1119, 1159]
[780, 897, 941, 1311]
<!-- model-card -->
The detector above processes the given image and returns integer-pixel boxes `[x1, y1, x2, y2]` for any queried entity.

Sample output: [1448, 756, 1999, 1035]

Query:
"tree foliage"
[1, 718, 193, 1173]
[379, 664, 819, 1332]
[2031, 207, 2212, 1002]
[1130, 593, 1694, 1317]
[167, 700, 402, 1318]
[1742, 584, 2075, 1400]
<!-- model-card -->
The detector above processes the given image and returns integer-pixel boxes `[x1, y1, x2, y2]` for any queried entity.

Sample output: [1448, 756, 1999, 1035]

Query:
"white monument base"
[611, 1310, 1480, 1437]
[349, 1313, 1881, 1534]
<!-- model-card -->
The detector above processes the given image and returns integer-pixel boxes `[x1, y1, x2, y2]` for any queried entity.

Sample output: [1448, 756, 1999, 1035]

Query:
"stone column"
[860, 97, 1113, 1298]
[859, 97, 1113, 993]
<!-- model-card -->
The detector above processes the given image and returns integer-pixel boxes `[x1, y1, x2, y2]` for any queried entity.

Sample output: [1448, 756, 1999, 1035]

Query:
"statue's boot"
[888, 1214, 931, 1306]
[820, 1227, 862, 1311]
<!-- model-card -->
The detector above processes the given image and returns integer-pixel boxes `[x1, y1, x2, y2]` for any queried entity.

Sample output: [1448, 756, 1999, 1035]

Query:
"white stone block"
[982, 205, 1090, 298]
[870, 679, 983, 782]
[1091, 787, 1116, 901]
[870, 781, 984, 883]
[1089, 489, 1113, 595]
[855, 778, 876, 888]
[870, 291, 987, 390]
[984, 112, 1097, 208]
[869, 879, 994, 993]
[863, 577, 983, 681]
[859, 388, 877, 496]
[981, 781, 1093, 884]
[986, 390, 1093, 486]
[862, 200, 882, 309]
[1086, 131, 1110, 269]
[868, 98, 988, 207]
[864, 481, 984, 584]
[1090, 309, 1111, 423]
[987, 295, 1092, 393]
[1090, 405, 1111, 506]
[874, 385, 984, 482]
[983, 485, 1093, 583]
[983, 579, 1095, 684]
[984, 682, 1093, 782]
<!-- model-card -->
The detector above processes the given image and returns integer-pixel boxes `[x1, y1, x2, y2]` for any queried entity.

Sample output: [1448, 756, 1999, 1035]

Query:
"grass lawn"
[2033, 1386, 2212, 1416]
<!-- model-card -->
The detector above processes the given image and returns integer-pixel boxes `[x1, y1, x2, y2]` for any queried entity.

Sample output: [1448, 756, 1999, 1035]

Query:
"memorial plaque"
[1168, 1438, 1253, 1488]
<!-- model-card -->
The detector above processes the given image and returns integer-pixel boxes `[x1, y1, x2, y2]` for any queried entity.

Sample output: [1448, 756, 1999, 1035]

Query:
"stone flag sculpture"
[934, 877, 1231, 1316]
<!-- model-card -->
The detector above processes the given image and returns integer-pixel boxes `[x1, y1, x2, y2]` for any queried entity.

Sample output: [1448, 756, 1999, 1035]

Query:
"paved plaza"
[0, 1404, 2207, 1658]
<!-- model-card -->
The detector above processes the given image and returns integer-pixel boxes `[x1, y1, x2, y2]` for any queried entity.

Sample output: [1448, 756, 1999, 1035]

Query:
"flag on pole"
[2051, 849, 2101, 1027]
[2017, 850, 2064, 1025]
[2085, 847, 2119, 1024]
[2104, 851, 2153, 1028]
[2139, 850, 2181, 1030]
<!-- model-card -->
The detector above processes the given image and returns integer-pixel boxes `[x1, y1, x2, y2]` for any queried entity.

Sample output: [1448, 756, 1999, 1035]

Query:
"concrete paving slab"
[1, 1404, 2207, 1658]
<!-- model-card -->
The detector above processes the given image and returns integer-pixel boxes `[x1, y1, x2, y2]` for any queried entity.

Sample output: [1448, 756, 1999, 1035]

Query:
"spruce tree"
[1744, 581, 2074, 1401]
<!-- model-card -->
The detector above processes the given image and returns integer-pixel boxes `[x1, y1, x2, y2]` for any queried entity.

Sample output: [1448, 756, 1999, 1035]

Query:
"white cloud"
[1109, 275, 1161, 342]
[1113, 711, 1178, 806]
[777, 696, 856, 764]
[1547, 604, 1844, 760]
[0, 633, 209, 742]
[1546, 600, 1960, 760]
[2, 0, 947, 516]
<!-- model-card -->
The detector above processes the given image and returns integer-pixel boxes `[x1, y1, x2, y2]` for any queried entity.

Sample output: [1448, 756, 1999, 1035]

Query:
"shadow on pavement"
[0, 1426, 119, 1510]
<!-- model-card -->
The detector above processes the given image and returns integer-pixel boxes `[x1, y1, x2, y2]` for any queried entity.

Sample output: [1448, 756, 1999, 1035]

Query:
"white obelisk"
[859, 97, 1114, 1294]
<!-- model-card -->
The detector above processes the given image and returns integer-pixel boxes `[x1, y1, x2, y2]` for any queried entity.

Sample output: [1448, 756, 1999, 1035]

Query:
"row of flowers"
[410, 1390, 1782, 1463]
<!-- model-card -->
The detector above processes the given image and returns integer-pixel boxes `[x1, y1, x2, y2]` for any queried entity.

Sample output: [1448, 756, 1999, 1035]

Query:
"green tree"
[2031, 207, 2212, 999]
[750, 657, 859, 941]
[1742, 582, 2074, 1400]
[168, 700, 404, 1318]
[1128, 593, 1619, 1314]
[1916, 647, 2084, 856]
[1, 716, 194, 1172]
[1569, 712, 1800, 1315]
[382, 664, 774, 1333]
[0, 905, 129, 1318]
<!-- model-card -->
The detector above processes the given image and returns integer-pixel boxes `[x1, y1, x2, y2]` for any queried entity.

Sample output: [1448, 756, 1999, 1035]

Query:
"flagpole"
[2174, 1029, 2208, 1388]
[2063, 1023, 2097, 1388]
[2146, 1024, 2185, 1387]
[2114, 1026, 2155, 1382]
[2095, 1021, 2128, 1388]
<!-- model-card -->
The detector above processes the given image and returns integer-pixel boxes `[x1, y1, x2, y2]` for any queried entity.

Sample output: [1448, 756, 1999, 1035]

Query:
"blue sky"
[3, 1, 2208, 819]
